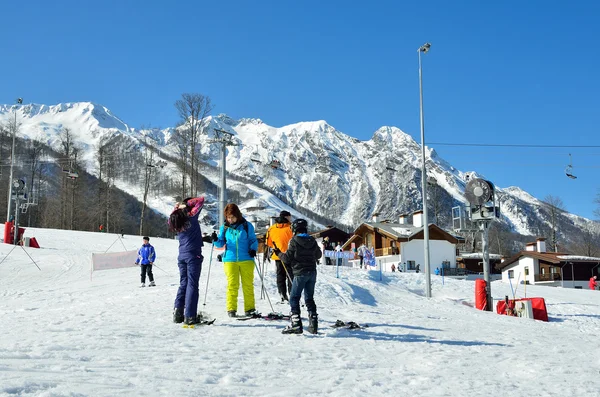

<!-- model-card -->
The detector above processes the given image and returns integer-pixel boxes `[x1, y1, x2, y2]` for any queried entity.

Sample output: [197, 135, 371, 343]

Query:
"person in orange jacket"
[266, 210, 294, 303]
[589, 275, 597, 290]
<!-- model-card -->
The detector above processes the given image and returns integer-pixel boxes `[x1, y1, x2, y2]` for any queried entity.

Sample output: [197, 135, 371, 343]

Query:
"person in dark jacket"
[135, 236, 156, 287]
[274, 219, 322, 334]
[169, 197, 205, 325]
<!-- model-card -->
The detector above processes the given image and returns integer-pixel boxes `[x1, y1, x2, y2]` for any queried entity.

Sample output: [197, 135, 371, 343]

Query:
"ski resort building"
[343, 211, 461, 273]
[498, 238, 600, 288]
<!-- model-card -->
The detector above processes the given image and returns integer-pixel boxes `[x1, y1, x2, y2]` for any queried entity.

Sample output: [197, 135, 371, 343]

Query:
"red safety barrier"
[29, 237, 40, 249]
[496, 297, 549, 322]
[3, 222, 24, 245]
[4, 222, 13, 244]
[475, 278, 487, 310]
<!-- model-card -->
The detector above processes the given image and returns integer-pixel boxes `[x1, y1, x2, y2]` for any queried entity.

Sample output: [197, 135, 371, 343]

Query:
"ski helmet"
[291, 219, 308, 234]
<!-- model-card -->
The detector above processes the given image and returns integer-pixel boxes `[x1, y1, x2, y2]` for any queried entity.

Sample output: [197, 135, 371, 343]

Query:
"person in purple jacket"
[169, 197, 205, 325]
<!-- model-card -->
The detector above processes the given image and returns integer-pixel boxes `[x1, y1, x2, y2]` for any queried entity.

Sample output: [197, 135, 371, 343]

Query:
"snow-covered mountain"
[0, 102, 596, 242]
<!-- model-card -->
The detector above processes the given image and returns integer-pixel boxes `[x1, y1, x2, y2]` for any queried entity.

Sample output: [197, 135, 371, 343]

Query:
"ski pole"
[152, 263, 170, 275]
[253, 257, 274, 313]
[273, 242, 293, 284]
[203, 243, 215, 306]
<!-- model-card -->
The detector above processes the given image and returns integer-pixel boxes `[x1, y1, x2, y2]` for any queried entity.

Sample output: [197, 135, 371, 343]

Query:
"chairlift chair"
[68, 171, 79, 179]
[269, 159, 281, 169]
[565, 154, 577, 179]
[250, 145, 262, 164]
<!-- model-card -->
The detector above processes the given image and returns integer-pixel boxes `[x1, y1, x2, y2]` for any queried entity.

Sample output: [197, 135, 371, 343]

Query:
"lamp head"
[419, 43, 431, 53]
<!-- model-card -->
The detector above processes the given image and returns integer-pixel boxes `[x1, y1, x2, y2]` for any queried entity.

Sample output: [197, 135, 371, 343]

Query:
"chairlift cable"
[427, 142, 600, 148]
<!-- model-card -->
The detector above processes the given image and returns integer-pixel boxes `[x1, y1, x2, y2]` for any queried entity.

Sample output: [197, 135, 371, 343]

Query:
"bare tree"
[139, 136, 155, 236]
[25, 140, 44, 226]
[542, 195, 566, 252]
[174, 93, 213, 196]
[570, 224, 600, 257]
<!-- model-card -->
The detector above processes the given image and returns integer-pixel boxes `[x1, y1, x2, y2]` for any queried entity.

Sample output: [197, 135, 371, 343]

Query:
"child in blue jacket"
[136, 236, 156, 287]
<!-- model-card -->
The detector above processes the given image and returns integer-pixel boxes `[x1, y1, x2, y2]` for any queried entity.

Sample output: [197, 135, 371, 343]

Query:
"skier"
[323, 237, 333, 265]
[274, 219, 322, 334]
[391, 264, 396, 272]
[589, 275, 597, 290]
[357, 243, 367, 269]
[266, 210, 294, 303]
[212, 203, 259, 318]
[334, 242, 343, 267]
[169, 197, 205, 325]
[135, 236, 156, 287]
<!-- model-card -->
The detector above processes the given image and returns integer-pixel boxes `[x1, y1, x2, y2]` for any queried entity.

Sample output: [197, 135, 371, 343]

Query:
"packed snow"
[1, 226, 600, 396]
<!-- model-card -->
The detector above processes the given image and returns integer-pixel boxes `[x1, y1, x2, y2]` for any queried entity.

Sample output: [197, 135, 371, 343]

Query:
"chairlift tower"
[11, 178, 26, 245]
[6, 98, 23, 222]
[453, 177, 500, 311]
[209, 129, 239, 226]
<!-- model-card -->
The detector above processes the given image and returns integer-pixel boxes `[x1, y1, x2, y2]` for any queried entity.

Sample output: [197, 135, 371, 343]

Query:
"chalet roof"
[355, 222, 461, 244]
[310, 226, 350, 238]
[499, 251, 600, 271]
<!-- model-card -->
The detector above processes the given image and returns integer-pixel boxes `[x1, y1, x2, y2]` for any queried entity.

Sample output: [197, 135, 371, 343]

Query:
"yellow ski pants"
[223, 260, 255, 313]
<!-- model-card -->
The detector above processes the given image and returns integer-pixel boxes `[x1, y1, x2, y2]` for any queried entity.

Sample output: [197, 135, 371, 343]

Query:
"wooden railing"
[534, 273, 561, 282]
[374, 247, 399, 257]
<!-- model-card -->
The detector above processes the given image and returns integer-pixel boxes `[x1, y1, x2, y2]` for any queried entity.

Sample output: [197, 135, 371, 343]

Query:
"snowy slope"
[1, 227, 599, 396]
[1, 102, 597, 240]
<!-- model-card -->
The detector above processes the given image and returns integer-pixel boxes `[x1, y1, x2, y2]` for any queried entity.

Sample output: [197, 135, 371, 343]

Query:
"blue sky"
[1, 1, 599, 219]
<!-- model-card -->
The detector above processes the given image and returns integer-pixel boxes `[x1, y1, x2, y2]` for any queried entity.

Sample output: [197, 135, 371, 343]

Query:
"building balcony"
[534, 273, 561, 282]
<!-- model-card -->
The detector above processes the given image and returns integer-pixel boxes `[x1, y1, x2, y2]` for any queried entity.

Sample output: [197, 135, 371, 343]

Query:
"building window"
[508, 270, 514, 279]
[524, 267, 529, 276]
[541, 267, 545, 275]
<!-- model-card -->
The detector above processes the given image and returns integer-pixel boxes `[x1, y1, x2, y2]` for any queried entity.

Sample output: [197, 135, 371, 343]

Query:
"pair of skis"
[236, 312, 290, 321]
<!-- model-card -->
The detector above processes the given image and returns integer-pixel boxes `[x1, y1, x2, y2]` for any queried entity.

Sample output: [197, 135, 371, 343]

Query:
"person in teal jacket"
[212, 203, 259, 317]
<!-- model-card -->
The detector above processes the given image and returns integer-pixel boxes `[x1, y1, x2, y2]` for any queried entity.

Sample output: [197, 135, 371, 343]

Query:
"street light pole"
[418, 43, 432, 298]
[6, 98, 23, 222]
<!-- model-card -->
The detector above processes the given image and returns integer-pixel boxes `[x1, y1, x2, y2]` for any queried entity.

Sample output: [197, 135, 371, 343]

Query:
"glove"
[272, 248, 281, 256]
[249, 249, 257, 258]
[211, 231, 218, 242]
[216, 254, 223, 262]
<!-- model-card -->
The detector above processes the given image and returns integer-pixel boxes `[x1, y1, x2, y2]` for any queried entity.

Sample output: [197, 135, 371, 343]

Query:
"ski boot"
[173, 308, 184, 324]
[140, 283, 145, 288]
[279, 294, 289, 304]
[227, 311, 237, 318]
[184, 315, 200, 325]
[149, 281, 156, 287]
[307, 312, 318, 334]
[282, 314, 303, 334]
[245, 309, 260, 318]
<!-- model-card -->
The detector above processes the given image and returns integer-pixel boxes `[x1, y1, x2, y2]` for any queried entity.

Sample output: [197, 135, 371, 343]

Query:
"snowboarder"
[212, 203, 259, 318]
[135, 236, 156, 287]
[169, 197, 205, 325]
[274, 219, 322, 334]
[266, 210, 294, 303]
[589, 275, 597, 290]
